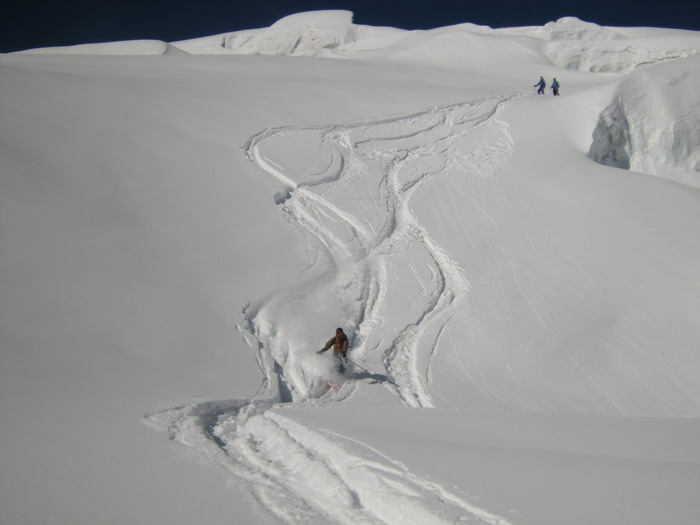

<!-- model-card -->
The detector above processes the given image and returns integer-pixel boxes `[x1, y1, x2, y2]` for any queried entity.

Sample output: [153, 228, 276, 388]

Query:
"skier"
[317, 327, 349, 373]
[534, 76, 546, 95]
[551, 78, 560, 96]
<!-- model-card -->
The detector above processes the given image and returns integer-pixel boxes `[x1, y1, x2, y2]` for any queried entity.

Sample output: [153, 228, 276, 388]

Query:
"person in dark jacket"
[534, 76, 546, 94]
[318, 327, 349, 373]
[551, 78, 560, 96]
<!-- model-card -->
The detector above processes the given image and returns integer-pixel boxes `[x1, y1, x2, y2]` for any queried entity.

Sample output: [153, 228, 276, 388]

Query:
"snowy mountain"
[1, 10, 699, 525]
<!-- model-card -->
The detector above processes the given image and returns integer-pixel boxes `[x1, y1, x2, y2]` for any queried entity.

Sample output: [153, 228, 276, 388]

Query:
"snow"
[589, 56, 700, 186]
[19, 39, 185, 55]
[2, 10, 700, 525]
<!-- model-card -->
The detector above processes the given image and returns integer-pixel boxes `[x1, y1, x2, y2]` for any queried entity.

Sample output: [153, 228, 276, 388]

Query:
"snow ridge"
[147, 97, 515, 523]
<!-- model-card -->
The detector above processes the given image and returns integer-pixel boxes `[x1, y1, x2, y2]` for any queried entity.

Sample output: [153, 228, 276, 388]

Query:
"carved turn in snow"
[148, 97, 515, 524]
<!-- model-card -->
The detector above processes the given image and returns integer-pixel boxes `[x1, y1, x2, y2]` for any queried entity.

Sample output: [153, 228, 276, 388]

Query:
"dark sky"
[3, 1, 699, 53]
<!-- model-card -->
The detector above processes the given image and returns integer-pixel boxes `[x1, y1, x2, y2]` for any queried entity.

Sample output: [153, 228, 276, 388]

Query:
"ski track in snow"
[147, 97, 516, 524]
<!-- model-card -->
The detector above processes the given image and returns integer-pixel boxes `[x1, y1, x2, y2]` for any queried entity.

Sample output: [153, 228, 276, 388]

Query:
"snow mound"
[221, 10, 357, 56]
[589, 55, 700, 187]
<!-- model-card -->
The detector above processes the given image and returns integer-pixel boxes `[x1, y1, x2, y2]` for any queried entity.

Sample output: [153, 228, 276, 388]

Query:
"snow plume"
[589, 55, 700, 187]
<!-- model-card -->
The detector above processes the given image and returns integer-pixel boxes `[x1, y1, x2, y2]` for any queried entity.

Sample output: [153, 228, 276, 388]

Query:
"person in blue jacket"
[551, 78, 560, 96]
[534, 76, 546, 94]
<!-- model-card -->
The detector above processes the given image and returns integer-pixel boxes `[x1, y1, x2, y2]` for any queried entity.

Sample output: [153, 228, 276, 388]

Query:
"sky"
[3, 0, 700, 53]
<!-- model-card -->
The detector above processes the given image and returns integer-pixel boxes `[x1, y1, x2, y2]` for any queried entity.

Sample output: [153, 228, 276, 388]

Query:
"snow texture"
[3, 9, 700, 525]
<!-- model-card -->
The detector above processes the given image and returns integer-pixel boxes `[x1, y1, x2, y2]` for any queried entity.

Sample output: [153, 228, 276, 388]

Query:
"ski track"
[147, 97, 516, 524]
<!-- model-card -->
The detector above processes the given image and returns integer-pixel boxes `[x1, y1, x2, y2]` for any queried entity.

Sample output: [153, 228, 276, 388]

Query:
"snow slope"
[2, 10, 700, 525]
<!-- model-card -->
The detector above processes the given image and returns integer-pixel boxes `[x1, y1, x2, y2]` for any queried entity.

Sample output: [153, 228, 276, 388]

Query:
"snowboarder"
[551, 78, 560, 96]
[534, 76, 546, 95]
[317, 327, 349, 374]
